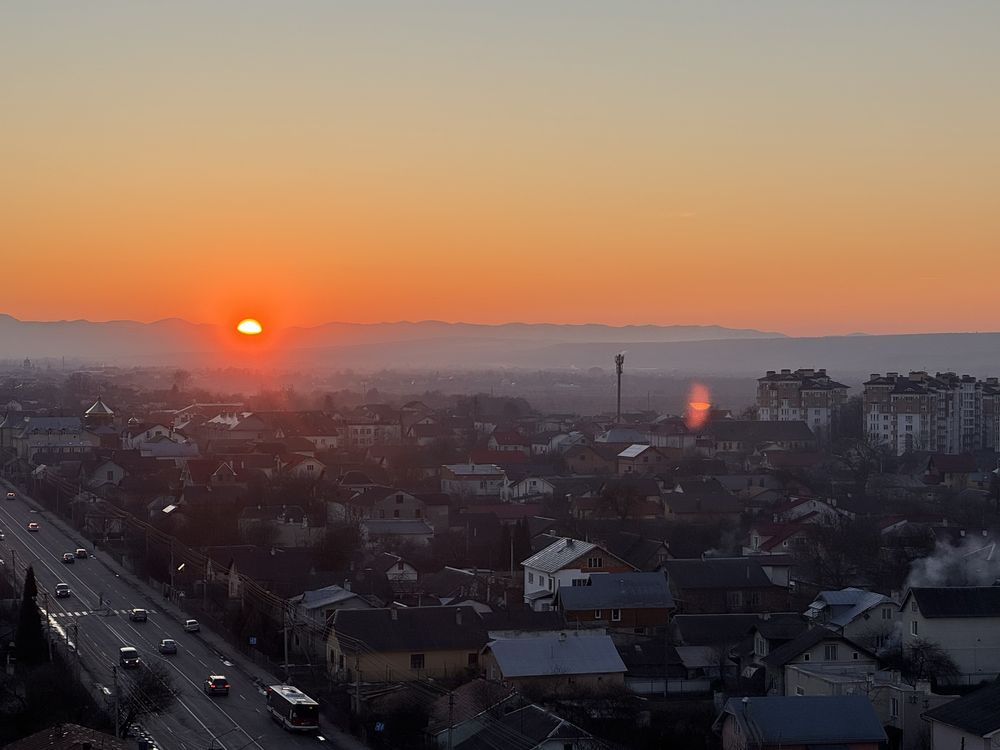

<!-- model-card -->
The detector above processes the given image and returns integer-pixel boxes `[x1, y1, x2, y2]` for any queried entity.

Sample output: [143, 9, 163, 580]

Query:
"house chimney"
[391, 608, 398, 621]
[559, 632, 567, 642]
[960, 529, 966, 537]
[456, 609, 463, 626]
[344, 579, 351, 592]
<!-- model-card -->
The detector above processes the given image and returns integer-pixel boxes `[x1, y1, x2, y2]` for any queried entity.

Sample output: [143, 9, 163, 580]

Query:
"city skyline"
[2, 2, 999, 335]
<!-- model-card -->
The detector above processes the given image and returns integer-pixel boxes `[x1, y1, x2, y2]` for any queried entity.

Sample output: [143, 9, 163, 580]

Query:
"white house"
[900, 586, 1000, 685]
[923, 681, 1000, 750]
[805, 587, 897, 652]
[440, 464, 507, 497]
[507, 476, 556, 500]
[520, 538, 636, 611]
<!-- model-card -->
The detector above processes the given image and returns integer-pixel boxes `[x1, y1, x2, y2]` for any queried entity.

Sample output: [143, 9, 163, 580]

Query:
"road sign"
[249, 636, 257, 646]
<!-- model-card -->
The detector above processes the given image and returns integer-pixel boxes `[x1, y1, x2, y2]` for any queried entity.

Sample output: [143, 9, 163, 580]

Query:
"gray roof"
[665, 558, 775, 590]
[333, 606, 487, 653]
[617, 443, 653, 459]
[808, 587, 892, 628]
[718, 695, 887, 745]
[16, 416, 83, 435]
[454, 704, 594, 750]
[762, 625, 872, 667]
[905, 587, 1000, 618]
[520, 538, 597, 574]
[556, 572, 675, 611]
[487, 633, 626, 677]
[923, 680, 1000, 737]
[707, 420, 815, 445]
[292, 585, 359, 611]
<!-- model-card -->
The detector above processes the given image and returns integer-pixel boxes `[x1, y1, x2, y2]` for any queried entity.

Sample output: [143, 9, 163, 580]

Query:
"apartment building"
[864, 371, 1000, 455]
[756, 368, 848, 445]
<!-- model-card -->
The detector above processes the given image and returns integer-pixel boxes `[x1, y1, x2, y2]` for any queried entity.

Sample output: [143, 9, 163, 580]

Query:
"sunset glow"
[685, 384, 712, 431]
[3, 4, 1000, 334]
[236, 318, 263, 336]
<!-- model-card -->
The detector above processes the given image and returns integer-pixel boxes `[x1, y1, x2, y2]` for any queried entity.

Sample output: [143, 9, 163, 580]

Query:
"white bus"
[265, 684, 320, 732]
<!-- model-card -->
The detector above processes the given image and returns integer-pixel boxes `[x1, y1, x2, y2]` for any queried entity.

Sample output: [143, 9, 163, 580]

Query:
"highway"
[0, 482, 338, 750]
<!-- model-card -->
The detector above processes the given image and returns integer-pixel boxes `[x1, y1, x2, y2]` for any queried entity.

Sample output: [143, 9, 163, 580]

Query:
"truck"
[265, 684, 320, 732]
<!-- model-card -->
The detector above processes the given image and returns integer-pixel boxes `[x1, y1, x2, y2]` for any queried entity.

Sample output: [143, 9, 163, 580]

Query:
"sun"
[236, 318, 263, 335]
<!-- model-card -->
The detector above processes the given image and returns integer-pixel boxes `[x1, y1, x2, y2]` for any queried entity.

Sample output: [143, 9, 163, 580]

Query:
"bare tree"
[599, 481, 644, 521]
[116, 662, 178, 738]
[883, 638, 961, 687]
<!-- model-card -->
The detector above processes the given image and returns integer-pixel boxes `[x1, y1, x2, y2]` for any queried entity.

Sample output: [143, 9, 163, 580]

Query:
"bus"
[265, 684, 320, 732]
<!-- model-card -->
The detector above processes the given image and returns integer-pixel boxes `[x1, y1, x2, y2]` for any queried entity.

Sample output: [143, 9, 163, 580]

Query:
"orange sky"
[2, 3, 999, 336]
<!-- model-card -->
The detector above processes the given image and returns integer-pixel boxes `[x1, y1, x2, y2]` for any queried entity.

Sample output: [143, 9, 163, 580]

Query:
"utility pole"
[615, 352, 625, 423]
[113, 665, 120, 738]
[70, 623, 79, 676]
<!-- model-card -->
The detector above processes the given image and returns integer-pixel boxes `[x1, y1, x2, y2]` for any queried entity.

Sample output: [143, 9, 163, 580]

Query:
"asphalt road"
[0, 483, 339, 750]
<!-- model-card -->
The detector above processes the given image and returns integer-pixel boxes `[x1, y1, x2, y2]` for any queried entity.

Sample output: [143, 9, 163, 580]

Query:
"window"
[911, 620, 918, 636]
[852, 651, 859, 660]
[548, 578, 553, 591]
[587, 557, 603, 568]
[911, 601, 918, 612]
[824, 644, 838, 661]
[393, 509, 400, 518]
[415, 508, 422, 517]
[410, 654, 425, 670]
[572, 578, 588, 586]
[748, 591, 761, 607]
[106, 470, 114, 480]
[803, 653, 810, 662]
[528, 572, 534, 584]
[726, 591, 743, 609]
[468, 652, 478, 666]
[396, 494, 404, 503]
[611, 609, 621, 622]
[633, 627, 646, 635]
[397, 562, 405, 572]
[882, 607, 893, 620]
[594, 610, 602, 620]
[795, 686, 804, 696]
[890, 697, 899, 718]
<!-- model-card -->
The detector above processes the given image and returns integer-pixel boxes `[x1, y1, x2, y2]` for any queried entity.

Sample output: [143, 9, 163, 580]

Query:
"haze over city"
[3, 4, 1000, 750]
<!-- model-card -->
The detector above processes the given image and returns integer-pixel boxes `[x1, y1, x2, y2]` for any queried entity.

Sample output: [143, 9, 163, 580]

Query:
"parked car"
[204, 675, 230, 696]
[183, 619, 200, 633]
[159, 639, 178, 655]
[27, 522, 39, 532]
[129, 608, 148, 622]
[62, 552, 75, 564]
[54, 583, 71, 598]
[119, 646, 140, 668]
[75, 548, 88, 559]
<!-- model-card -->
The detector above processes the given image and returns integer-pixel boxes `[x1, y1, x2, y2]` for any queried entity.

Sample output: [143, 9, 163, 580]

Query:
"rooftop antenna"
[615, 352, 625, 423]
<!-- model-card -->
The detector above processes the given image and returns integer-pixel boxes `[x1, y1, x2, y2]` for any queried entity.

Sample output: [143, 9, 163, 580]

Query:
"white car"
[183, 619, 200, 633]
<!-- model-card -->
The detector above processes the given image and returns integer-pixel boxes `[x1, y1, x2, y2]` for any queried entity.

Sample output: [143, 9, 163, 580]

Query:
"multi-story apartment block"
[756, 368, 848, 444]
[864, 371, 999, 455]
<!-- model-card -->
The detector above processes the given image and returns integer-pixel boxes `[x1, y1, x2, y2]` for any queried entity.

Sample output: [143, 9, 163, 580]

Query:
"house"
[507, 476, 556, 500]
[556, 571, 674, 634]
[13, 416, 100, 462]
[744, 517, 817, 554]
[521, 538, 637, 611]
[759, 625, 878, 695]
[563, 444, 623, 474]
[327, 606, 488, 681]
[206, 545, 319, 599]
[482, 631, 627, 694]
[704, 420, 817, 454]
[805, 587, 896, 652]
[279, 454, 326, 479]
[488, 430, 531, 454]
[713, 695, 887, 750]
[366, 551, 420, 590]
[900, 586, 1000, 684]
[664, 557, 793, 614]
[923, 680, 1000, 750]
[120, 421, 175, 450]
[601, 531, 672, 571]
[616, 444, 668, 476]
[441, 464, 507, 496]
[289, 583, 375, 662]
[664, 492, 743, 523]
[347, 486, 427, 522]
[237, 504, 325, 547]
[788, 667, 952, 750]
[615, 634, 707, 696]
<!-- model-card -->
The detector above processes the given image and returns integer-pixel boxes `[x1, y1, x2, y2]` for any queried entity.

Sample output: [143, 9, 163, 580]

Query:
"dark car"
[75, 548, 88, 559]
[159, 639, 178, 655]
[129, 608, 148, 622]
[119, 647, 140, 668]
[55, 583, 71, 598]
[204, 675, 230, 696]
[62, 552, 75, 564]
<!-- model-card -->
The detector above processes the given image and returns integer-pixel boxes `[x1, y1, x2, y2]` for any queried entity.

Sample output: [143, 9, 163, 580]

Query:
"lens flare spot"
[685, 383, 712, 431]
[237, 318, 263, 335]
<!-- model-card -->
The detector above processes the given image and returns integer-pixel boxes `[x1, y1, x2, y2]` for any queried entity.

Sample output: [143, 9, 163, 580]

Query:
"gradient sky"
[2, 1, 998, 336]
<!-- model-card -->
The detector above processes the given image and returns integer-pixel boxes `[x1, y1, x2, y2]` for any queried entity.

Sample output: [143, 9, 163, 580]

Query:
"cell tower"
[615, 352, 625, 423]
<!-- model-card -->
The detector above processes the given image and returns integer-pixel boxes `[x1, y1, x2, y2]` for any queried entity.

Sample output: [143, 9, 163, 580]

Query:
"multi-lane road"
[0, 481, 339, 750]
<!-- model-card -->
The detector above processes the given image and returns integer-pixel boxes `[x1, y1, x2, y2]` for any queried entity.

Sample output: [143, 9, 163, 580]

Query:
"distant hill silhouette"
[2, 314, 999, 378]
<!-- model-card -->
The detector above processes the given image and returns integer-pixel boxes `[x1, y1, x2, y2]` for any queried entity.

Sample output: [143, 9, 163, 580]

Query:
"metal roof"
[617, 443, 652, 459]
[809, 588, 892, 628]
[487, 633, 626, 677]
[719, 695, 887, 745]
[520, 538, 597, 574]
[557, 572, 674, 611]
